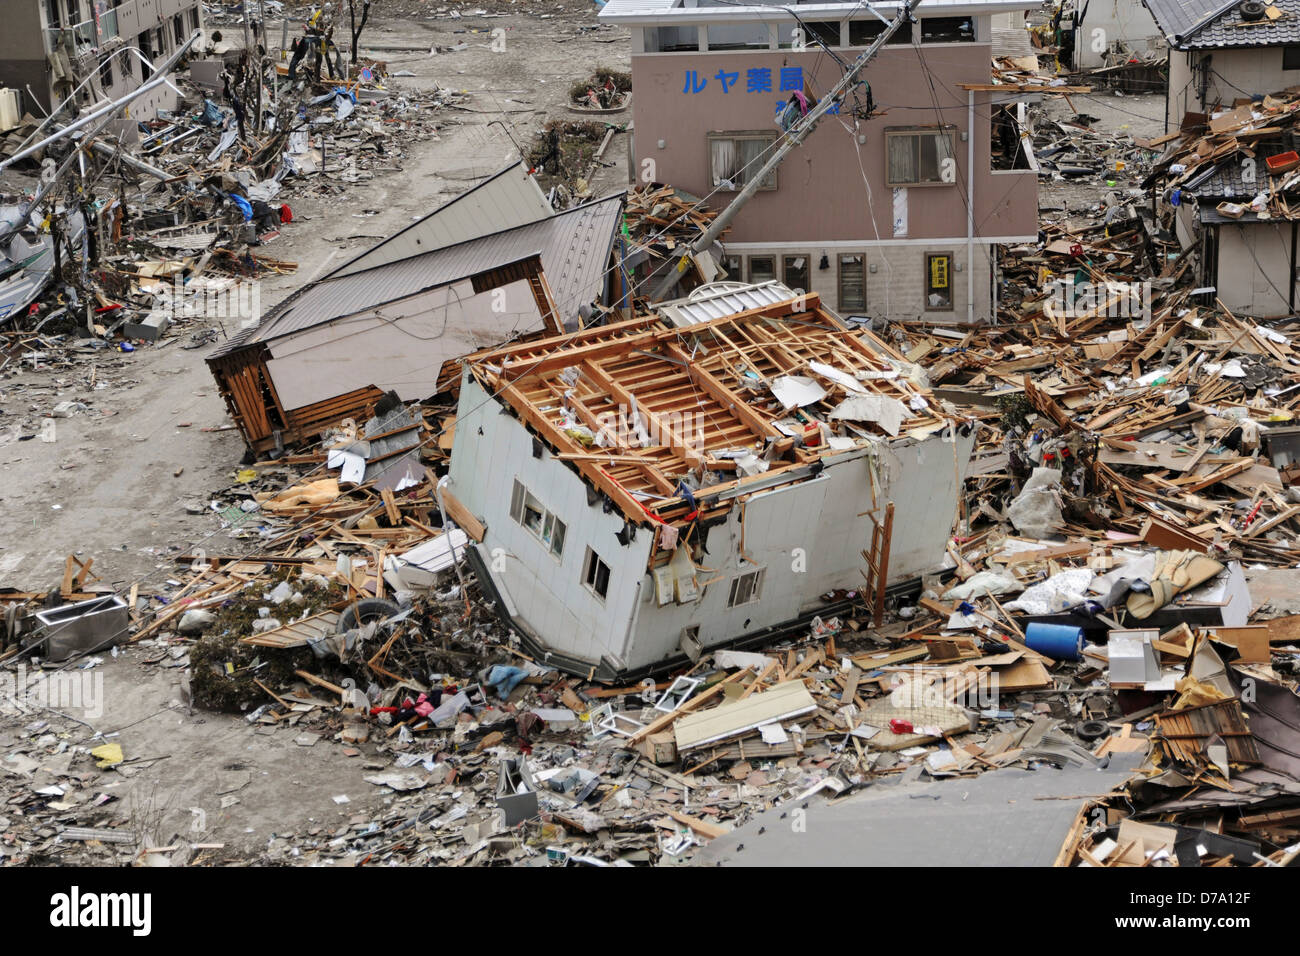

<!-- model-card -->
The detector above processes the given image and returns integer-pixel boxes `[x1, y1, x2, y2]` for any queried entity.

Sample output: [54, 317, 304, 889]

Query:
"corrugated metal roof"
[1143, 0, 1300, 49]
[330, 164, 552, 278]
[657, 279, 799, 326]
[211, 194, 624, 357]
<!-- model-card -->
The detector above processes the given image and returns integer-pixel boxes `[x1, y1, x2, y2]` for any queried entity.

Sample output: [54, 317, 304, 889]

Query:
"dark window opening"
[920, 17, 974, 43]
[848, 19, 911, 47]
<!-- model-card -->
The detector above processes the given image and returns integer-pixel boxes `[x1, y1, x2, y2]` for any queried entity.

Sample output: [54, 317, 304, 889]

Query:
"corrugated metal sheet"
[657, 279, 798, 326]
[210, 193, 624, 357]
[331, 164, 552, 278]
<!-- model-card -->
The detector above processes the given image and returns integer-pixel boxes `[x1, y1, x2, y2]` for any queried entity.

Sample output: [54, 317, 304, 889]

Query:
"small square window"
[727, 569, 764, 607]
[522, 492, 544, 534]
[542, 513, 566, 556]
[783, 255, 809, 295]
[1285, 46, 1300, 71]
[720, 254, 743, 280]
[708, 132, 777, 191]
[886, 127, 957, 187]
[584, 547, 611, 600]
[749, 255, 776, 283]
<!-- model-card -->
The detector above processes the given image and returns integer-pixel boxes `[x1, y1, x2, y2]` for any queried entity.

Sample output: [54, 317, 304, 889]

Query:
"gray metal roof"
[1143, 0, 1300, 49]
[330, 164, 552, 279]
[210, 194, 624, 358]
[657, 279, 799, 326]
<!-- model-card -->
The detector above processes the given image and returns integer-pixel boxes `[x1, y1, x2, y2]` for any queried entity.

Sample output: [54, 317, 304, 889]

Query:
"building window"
[98, 57, 113, 91]
[838, 253, 866, 312]
[783, 254, 809, 294]
[727, 568, 764, 607]
[583, 547, 611, 600]
[510, 479, 565, 556]
[925, 252, 953, 311]
[920, 17, 974, 43]
[720, 254, 743, 280]
[707, 23, 770, 51]
[708, 131, 777, 191]
[1285, 46, 1300, 71]
[749, 255, 776, 283]
[886, 127, 956, 186]
[645, 25, 698, 52]
[848, 18, 911, 46]
[779, 21, 841, 48]
[174, 13, 184, 44]
[190, 7, 201, 33]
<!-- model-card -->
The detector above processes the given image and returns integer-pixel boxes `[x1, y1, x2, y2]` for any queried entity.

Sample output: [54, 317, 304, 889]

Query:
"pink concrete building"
[599, 0, 1042, 322]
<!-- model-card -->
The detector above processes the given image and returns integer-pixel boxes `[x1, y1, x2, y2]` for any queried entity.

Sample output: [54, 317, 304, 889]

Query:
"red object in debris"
[279, 203, 294, 223]
[889, 718, 914, 734]
[1267, 151, 1300, 175]
[1069, 243, 1084, 257]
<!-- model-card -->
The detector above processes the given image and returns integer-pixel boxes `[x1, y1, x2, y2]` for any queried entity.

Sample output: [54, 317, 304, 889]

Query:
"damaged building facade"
[208, 167, 626, 453]
[0, 0, 203, 123]
[446, 286, 974, 679]
[599, 0, 1041, 323]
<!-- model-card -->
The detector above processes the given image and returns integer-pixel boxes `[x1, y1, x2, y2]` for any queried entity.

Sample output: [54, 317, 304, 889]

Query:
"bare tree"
[348, 0, 372, 66]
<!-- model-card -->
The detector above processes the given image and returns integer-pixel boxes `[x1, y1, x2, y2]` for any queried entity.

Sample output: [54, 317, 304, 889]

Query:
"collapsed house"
[1145, 86, 1300, 318]
[1145, 0, 1300, 132]
[445, 283, 975, 680]
[207, 167, 627, 453]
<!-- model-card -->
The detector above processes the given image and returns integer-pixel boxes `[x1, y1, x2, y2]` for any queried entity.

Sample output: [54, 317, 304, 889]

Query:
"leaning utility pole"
[650, 0, 923, 302]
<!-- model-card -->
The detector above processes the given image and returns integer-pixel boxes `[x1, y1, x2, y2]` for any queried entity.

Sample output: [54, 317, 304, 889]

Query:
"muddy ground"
[0, 6, 630, 863]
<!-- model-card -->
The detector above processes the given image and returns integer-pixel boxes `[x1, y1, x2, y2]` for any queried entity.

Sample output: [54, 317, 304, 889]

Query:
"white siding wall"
[453, 366, 974, 672]
[1075, 0, 1162, 70]
[448, 374, 653, 670]
[1215, 222, 1295, 318]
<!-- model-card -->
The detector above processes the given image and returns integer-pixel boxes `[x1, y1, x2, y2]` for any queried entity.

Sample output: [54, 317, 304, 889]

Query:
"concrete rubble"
[2, 0, 1300, 877]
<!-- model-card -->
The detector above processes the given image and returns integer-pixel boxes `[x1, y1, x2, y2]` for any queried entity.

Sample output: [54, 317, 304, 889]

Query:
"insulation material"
[827, 393, 909, 436]
[1004, 567, 1095, 615]
[1006, 467, 1064, 539]
[770, 375, 827, 410]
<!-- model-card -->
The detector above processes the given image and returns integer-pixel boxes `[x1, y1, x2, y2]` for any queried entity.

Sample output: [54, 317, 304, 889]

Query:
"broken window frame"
[510, 479, 566, 557]
[583, 547, 612, 601]
[644, 25, 699, 52]
[782, 254, 810, 296]
[919, 16, 975, 44]
[707, 131, 778, 192]
[838, 252, 866, 312]
[885, 126, 956, 187]
[848, 18, 911, 47]
[748, 255, 776, 283]
[778, 20, 842, 48]
[727, 568, 764, 608]
[924, 251, 954, 312]
[720, 253, 744, 281]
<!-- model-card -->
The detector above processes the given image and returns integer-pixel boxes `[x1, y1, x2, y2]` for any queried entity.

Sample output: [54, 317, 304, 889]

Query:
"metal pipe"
[650, 0, 923, 302]
[87, 139, 174, 181]
[0, 31, 199, 171]
[967, 87, 975, 324]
